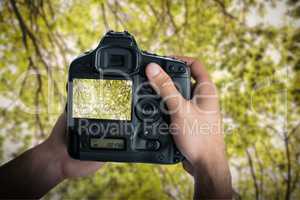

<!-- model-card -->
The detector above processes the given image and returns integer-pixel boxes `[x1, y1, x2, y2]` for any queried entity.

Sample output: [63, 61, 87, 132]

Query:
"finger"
[50, 112, 67, 142]
[173, 55, 216, 95]
[145, 62, 185, 112]
[173, 56, 219, 108]
[172, 56, 210, 83]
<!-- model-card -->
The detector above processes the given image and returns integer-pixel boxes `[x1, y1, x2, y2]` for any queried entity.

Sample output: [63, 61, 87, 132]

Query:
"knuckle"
[160, 74, 172, 85]
[156, 73, 172, 88]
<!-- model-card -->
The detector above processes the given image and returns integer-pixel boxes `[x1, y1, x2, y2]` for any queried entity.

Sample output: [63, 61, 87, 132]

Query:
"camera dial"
[136, 98, 160, 122]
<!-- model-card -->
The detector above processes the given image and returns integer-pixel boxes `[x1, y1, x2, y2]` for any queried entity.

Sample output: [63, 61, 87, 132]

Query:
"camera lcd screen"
[72, 79, 132, 120]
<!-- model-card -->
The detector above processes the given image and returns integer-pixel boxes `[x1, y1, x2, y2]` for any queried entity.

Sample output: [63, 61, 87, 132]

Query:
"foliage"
[0, 0, 299, 199]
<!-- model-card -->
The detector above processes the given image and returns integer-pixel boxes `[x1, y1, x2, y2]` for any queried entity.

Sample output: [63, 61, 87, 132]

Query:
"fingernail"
[146, 63, 160, 78]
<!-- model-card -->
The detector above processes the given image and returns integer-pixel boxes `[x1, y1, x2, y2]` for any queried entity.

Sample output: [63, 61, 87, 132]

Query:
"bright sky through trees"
[0, 0, 299, 199]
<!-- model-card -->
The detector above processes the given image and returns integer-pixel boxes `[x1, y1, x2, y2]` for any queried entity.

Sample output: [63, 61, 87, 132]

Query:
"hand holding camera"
[64, 30, 231, 197]
[145, 59, 231, 198]
[65, 30, 231, 196]
[67, 31, 191, 164]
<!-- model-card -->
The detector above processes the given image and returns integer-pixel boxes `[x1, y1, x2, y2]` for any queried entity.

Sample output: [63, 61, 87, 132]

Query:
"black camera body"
[67, 31, 190, 164]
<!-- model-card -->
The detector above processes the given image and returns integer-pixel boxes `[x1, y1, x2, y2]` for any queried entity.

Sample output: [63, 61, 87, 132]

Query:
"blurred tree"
[0, 0, 299, 199]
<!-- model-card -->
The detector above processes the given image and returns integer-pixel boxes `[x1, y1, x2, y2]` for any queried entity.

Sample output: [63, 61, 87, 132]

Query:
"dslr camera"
[67, 31, 190, 164]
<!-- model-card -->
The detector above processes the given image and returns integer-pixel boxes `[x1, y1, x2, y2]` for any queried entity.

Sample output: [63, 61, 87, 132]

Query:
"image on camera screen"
[72, 79, 132, 120]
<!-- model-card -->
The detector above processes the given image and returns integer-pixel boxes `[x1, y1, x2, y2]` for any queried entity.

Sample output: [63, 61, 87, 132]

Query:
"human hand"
[145, 57, 232, 198]
[0, 113, 104, 199]
[44, 113, 103, 179]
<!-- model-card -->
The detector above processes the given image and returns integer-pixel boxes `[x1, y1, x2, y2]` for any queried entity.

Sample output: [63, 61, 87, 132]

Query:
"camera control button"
[168, 64, 186, 74]
[136, 98, 160, 122]
[146, 140, 160, 151]
[178, 66, 186, 73]
[143, 103, 156, 116]
[139, 123, 160, 139]
[169, 65, 175, 72]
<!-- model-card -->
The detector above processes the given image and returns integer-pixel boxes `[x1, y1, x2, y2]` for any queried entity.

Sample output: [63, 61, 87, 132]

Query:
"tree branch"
[254, 145, 264, 198]
[246, 149, 259, 200]
[213, 0, 237, 20]
[166, 0, 178, 33]
[283, 134, 291, 200]
[10, 0, 46, 137]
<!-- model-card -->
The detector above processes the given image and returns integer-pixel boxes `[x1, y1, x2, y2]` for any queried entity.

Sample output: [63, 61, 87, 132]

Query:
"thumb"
[145, 63, 185, 112]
